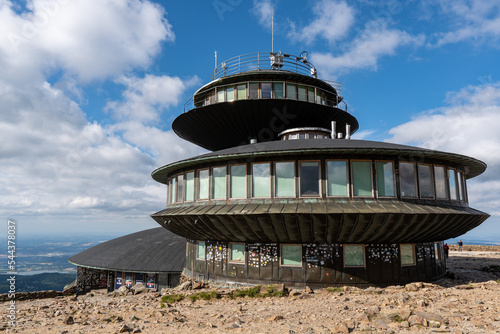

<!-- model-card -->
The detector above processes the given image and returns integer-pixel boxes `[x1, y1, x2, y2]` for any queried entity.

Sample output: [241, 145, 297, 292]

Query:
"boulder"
[131, 283, 148, 295]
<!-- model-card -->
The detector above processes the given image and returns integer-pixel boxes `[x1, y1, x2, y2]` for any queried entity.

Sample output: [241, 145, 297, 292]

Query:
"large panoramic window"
[300, 161, 320, 196]
[170, 177, 176, 203]
[212, 166, 227, 199]
[217, 88, 225, 103]
[327, 160, 348, 196]
[229, 243, 245, 262]
[249, 82, 259, 99]
[457, 172, 464, 201]
[252, 163, 271, 197]
[448, 169, 457, 200]
[275, 162, 295, 197]
[198, 169, 209, 200]
[261, 82, 272, 98]
[185, 172, 194, 202]
[230, 164, 247, 199]
[226, 86, 235, 102]
[308, 87, 315, 102]
[400, 244, 415, 266]
[352, 161, 372, 197]
[298, 85, 307, 101]
[418, 164, 434, 198]
[344, 245, 365, 267]
[376, 161, 395, 197]
[176, 174, 184, 202]
[434, 166, 447, 199]
[286, 83, 296, 100]
[400, 162, 417, 198]
[274, 82, 284, 99]
[281, 244, 301, 266]
[197, 241, 205, 260]
[237, 84, 246, 100]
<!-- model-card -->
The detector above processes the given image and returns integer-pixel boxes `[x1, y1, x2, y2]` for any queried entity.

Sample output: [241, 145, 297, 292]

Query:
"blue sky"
[0, 0, 499, 242]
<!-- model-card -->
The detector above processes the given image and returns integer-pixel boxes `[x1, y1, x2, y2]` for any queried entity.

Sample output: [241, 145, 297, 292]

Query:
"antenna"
[271, 8, 274, 53]
[214, 50, 217, 69]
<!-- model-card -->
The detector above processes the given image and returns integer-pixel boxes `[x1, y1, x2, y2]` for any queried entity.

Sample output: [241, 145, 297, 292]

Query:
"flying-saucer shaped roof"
[68, 228, 185, 273]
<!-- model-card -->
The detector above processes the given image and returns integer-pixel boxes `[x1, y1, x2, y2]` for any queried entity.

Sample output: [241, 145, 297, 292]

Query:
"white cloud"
[287, 0, 355, 44]
[252, 0, 273, 28]
[311, 23, 424, 76]
[387, 82, 500, 216]
[429, 1, 500, 46]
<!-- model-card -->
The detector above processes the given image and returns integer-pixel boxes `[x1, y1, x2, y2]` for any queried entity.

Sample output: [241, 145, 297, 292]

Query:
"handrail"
[212, 52, 317, 80]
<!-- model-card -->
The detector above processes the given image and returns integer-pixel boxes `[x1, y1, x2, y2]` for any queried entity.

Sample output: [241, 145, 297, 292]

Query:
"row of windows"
[166, 160, 467, 204]
[200, 81, 336, 107]
[196, 242, 439, 268]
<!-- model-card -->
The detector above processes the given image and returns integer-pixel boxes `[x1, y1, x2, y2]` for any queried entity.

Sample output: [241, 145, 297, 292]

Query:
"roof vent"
[250, 138, 257, 144]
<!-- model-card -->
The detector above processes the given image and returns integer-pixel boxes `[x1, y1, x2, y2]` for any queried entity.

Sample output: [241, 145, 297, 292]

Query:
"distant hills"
[0, 273, 75, 294]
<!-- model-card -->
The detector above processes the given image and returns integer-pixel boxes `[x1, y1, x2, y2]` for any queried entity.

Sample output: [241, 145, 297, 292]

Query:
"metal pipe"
[346, 124, 351, 140]
[331, 121, 336, 139]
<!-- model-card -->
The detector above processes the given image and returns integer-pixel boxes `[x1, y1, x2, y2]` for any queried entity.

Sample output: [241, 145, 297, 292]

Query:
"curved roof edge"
[152, 139, 487, 184]
[68, 227, 185, 273]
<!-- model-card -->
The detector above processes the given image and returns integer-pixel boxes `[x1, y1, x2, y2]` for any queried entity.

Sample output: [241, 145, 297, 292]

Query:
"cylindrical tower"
[151, 52, 489, 287]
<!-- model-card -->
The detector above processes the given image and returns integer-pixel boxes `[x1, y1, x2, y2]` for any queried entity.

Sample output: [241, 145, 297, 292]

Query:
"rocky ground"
[3, 250, 500, 334]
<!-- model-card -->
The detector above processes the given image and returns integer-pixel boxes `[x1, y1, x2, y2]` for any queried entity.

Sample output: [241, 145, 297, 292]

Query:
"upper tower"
[172, 51, 358, 151]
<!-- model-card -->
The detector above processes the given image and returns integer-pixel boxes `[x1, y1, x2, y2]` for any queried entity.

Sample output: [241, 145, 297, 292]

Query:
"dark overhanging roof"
[172, 99, 358, 151]
[152, 139, 487, 184]
[68, 228, 185, 273]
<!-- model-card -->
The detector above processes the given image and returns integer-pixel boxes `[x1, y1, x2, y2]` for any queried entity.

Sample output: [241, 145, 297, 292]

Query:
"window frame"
[236, 83, 247, 100]
[286, 82, 297, 100]
[448, 168, 458, 201]
[280, 244, 302, 267]
[433, 165, 448, 200]
[228, 243, 246, 263]
[211, 165, 228, 200]
[417, 163, 435, 199]
[184, 170, 195, 202]
[351, 160, 374, 198]
[273, 82, 284, 99]
[229, 163, 247, 199]
[399, 162, 418, 198]
[197, 241, 206, 260]
[260, 82, 272, 99]
[197, 168, 210, 201]
[343, 244, 366, 268]
[274, 161, 296, 198]
[326, 159, 349, 197]
[400, 243, 416, 266]
[299, 160, 322, 198]
[251, 162, 272, 198]
[375, 160, 396, 198]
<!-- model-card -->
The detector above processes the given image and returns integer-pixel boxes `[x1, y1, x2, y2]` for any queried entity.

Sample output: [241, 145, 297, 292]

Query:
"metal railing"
[212, 52, 317, 80]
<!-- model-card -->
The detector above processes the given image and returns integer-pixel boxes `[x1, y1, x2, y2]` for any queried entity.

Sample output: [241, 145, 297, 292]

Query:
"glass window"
[308, 87, 315, 102]
[230, 243, 245, 262]
[286, 83, 296, 100]
[418, 164, 434, 198]
[327, 160, 348, 197]
[281, 245, 301, 266]
[290, 134, 298, 139]
[448, 169, 457, 200]
[237, 84, 246, 100]
[167, 179, 171, 204]
[274, 82, 284, 99]
[434, 242, 440, 260]
[458, 172, 464, 201]
[212, 166, 227, 199]
[344, 245, 365, 267]
[434, 166, 447, 199]
[275, 162, 295, 197]
[217, 88, 225, 102]
[316, 90, 321, 104]
[230, 164, 247, 198]
[352, 161, 372, 197]
[185, 172, 194, 202]
[400, 162, 417, 197]
[197, 241, 205, 260]
[171, 177, 176, 203]
[249, 82, 259, 99]
[308, 133, 315, 139]
[198, 169, 209, 200]
[400, 244, 415, 265]
[300, 161, 320, 196]
[298, 85, 307, 101]
[376, 161, 395, 197]
[299, 133, 306, 139]
[252, 163, 271, 197]
[176, 175, 184, 202]
[261, 82, 272, 98]
[226, 86, 234, 101]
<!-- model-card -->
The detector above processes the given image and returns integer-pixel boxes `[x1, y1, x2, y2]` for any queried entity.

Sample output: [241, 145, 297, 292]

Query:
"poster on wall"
[146, 274, 155, 289]
[135, 273, 144, 285]
[115, 274, 123, 289]
[125, 272, 133, 287]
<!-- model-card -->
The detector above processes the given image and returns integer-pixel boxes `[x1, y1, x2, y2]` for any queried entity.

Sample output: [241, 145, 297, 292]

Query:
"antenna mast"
[214, 50, 218, 69]
[271, 9, 274, 53]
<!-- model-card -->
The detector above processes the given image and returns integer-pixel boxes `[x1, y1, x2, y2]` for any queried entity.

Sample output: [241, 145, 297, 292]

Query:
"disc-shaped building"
[151, 52, 489, 287]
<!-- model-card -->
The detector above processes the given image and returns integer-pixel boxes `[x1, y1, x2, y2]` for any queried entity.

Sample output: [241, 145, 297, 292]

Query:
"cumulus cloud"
[311, 23, 424, 76]
[387, 81, 500, 216]
[288, 0, 355, 44]
[252, 0, 274, 28]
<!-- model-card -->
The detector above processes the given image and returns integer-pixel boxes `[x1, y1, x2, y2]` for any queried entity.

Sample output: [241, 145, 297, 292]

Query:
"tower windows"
[299, 161, 320, 197]
[400, 162, 417, 198]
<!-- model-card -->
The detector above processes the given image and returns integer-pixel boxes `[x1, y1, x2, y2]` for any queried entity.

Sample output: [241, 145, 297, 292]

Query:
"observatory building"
[151, 52, 489, 287]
